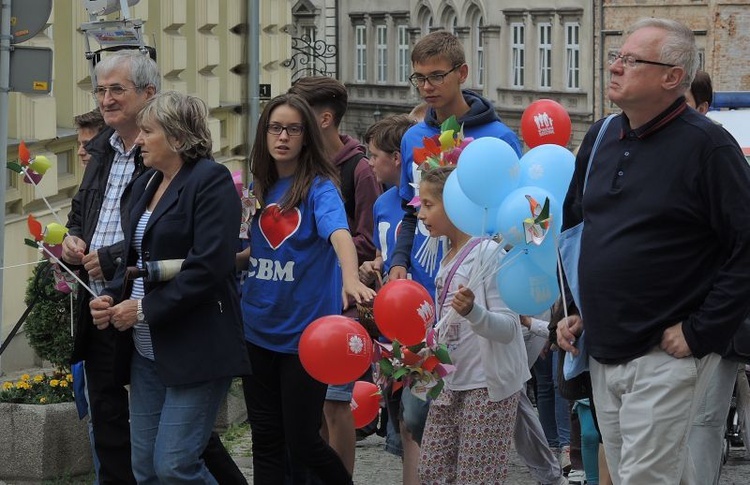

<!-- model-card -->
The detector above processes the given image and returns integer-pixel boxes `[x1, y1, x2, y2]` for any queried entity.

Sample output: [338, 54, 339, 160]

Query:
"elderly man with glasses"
[557, 18, 750, 485]
[63, 50, 247, 484]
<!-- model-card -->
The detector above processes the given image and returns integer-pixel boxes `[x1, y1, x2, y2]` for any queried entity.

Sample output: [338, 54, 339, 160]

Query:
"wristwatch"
[136, 299, 146, 324]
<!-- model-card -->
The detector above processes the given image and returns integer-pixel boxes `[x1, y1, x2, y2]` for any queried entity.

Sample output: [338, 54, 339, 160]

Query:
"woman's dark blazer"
[103, 158, 251, 386]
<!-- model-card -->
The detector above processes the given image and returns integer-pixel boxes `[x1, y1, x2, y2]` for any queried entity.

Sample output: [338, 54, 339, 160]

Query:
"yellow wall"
[1, 0, 291, 372]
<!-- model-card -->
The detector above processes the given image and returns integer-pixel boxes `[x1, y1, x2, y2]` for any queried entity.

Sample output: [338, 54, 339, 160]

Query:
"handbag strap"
[437, 238, 482, 315]
[582, 114, 617, 195]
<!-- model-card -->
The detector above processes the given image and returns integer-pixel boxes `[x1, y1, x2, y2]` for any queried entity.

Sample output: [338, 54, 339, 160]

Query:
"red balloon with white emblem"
[373, 279, 435, 346]
[298, 315, 373, 385]
[520, 99, 572, 148]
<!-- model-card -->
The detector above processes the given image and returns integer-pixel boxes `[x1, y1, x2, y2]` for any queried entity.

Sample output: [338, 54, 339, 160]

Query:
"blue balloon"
[526, 232, 559, 276]
[443, 171, 500, 236]
[496, 247, 560, 315]
[496, 186, 562, 248]
[456, 137, 520, 208]
[519, 144, 576, 202]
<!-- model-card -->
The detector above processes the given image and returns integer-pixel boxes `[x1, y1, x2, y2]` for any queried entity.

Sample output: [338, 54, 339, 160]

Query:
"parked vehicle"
[707, 92, 750, 163]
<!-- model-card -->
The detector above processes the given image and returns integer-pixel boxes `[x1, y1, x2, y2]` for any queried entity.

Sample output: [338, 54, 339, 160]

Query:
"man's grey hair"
[94, 50, 161, 93]
[627, 18, 698, 90]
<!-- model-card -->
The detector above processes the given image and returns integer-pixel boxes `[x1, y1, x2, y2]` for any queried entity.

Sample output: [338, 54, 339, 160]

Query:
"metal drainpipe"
[0, 0, 11, 359]
[335, 0, 340, 77]
[248, 0, 260, 159]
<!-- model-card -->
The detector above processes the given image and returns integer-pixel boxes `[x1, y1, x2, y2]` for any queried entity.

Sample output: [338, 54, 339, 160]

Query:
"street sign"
[9, 46, 52, 93]
[260, 83, 271, 99]
[10, 0, 52, 44]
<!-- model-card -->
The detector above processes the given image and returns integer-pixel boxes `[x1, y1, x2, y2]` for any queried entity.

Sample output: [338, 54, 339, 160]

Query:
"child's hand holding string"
[451, 285, 475, 317]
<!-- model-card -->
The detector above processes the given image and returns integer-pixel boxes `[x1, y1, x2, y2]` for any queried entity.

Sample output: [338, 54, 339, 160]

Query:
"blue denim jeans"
[129, 351, 231, 485]
[400, 385, 430, 445]
[534, 350, 571, 448]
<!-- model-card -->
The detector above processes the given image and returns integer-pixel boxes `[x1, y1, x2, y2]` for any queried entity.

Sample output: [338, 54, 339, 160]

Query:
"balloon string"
[39, 245, 98, 298]
[433, 240, 518, 333]
[70, 291, 75, 338]
[21, 166, 66, 226]
[0, 260, 43, 270]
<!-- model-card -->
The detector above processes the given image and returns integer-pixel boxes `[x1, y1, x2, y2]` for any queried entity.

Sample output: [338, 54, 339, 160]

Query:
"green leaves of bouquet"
[376, 339, 454, 401]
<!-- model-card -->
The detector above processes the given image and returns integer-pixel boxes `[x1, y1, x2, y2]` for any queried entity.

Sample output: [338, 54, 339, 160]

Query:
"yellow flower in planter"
[21, 374, 30, 381]
[0, 370, 75, 404]
[66, 374, 73, 382]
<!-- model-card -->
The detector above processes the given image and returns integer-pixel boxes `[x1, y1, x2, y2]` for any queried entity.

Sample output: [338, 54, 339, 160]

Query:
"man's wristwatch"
[136, 299, 146, 324]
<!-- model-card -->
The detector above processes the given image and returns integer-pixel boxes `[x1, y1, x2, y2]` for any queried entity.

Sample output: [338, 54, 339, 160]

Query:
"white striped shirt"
[89, 133, 136, 295]
[132, 210, 153, 360]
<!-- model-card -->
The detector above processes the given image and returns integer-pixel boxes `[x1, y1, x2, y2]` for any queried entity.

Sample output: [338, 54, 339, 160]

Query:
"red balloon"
[520, 99, 572, 148]
[350, 381, 380, 429]
[373, 279, 435, 346]
[298, 315, 372, 385]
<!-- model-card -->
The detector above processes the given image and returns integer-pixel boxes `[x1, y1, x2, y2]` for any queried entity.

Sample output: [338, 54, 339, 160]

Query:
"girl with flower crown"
[415, 166, 530, 483]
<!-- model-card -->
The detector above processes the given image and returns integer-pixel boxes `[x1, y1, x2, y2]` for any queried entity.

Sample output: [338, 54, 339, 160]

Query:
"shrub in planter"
[23, 260, 76, 370]
[0, 261, 76, 405]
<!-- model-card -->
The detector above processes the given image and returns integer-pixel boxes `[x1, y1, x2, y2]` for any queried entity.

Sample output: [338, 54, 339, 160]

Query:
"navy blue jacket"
[103, 159, 251, 386]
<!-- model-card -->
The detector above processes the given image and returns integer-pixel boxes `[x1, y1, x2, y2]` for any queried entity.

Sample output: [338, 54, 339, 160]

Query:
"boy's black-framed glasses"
[408, 64, 462, 88]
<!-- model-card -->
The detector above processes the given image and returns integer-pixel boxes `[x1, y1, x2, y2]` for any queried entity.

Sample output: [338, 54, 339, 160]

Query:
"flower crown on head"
[413, 115, 473, 173]
[409, 115, 473, 207]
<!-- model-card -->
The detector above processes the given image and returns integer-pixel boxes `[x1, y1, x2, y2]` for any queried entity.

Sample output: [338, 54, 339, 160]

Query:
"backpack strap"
[339, 152, 367, 221]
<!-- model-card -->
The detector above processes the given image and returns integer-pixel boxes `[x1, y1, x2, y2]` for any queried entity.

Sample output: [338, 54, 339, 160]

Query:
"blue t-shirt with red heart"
[241, 176, 348, 353]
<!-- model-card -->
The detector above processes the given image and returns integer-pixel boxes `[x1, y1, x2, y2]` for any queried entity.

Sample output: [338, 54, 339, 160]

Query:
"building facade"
[0, 0, 291, 373]
[597, 0, 750, 116]
[295, 0, 597, 147]
[292, 0, 749, 145]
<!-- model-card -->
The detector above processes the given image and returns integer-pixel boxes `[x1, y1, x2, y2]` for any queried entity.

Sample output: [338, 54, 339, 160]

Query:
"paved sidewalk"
[231, 432, 750, 484]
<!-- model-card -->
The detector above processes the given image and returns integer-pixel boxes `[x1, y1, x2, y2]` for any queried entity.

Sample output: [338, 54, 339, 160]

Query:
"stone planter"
[214, 379, 247, 433]
[0, 401, 93, 483]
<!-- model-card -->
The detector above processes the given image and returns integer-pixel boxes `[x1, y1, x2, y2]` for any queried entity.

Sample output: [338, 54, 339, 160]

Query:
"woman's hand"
[90, 295, 114, 330]
[108, 299, 139, 332]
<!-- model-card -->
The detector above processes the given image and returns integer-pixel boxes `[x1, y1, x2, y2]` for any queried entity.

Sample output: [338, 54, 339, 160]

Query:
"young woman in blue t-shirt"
[238, 93, 375, 484]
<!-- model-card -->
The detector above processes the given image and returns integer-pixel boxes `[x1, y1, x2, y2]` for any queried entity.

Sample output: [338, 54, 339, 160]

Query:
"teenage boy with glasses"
[388, 30, 567, 485]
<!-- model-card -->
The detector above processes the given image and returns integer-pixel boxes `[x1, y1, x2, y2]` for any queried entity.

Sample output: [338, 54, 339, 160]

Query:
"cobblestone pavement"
[232, 432, 750, 485]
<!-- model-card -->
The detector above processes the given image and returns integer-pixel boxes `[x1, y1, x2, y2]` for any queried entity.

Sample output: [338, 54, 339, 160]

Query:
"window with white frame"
[511, 22, 525, 88]
[376, 25, 387, 83]
[355, 25, 367, 83]
[301, 25, 317, 78]
[398, 25, 410, 84]
[475, 16, 484, 87]
[538, 22, 552, 89]
[565, 22, 580, 90]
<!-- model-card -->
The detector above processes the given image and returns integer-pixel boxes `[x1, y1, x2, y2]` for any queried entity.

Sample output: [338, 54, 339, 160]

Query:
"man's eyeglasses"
[608, 53, 676, 69]
[408, 64, 462, 88]
[267, 123, 304, 137]
[92, 84, 141, 100]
